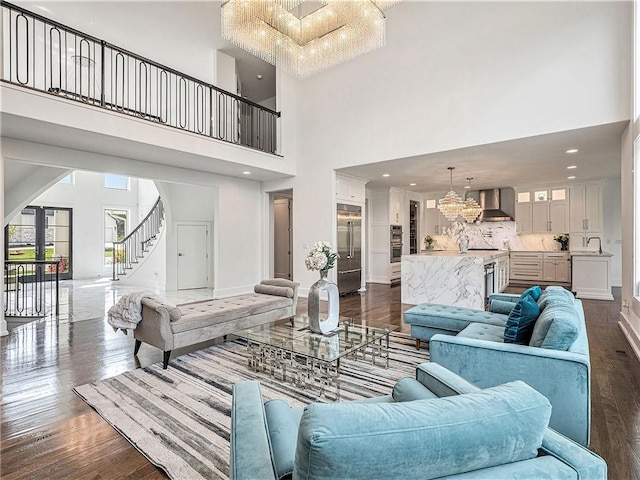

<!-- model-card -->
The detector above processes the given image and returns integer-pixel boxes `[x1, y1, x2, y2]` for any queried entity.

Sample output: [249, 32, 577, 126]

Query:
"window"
[104, 209, 128, 265]
[58, 173, 74, 185]
[104, 174, 129, 190]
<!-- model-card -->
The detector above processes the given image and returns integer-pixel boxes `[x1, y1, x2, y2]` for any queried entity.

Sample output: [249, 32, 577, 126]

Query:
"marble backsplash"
[425, 221, 565, 252]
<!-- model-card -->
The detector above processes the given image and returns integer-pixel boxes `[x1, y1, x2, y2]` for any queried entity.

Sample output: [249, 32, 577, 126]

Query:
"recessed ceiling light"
[409, 183, 416, 186]
[242, 171, 251, 175]
[567, 176, 576, 180]
[567, 165, 577, 169]
[464, 185, 471, 189]
[566, 149, 579, 154]
[382, 173, 390, 177]
[257, 74, 263, 80]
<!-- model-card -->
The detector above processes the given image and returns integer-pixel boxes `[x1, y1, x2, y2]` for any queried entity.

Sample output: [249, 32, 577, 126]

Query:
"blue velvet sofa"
[230, 363, 605, 480]
[419, 287, 592, 447]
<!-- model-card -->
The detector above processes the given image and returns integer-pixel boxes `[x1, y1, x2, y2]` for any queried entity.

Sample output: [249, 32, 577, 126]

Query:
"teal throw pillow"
[504, 294, 541, 344]
[520, 285, 542, 302]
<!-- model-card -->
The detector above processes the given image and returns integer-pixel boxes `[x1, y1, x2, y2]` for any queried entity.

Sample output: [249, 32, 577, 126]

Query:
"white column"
[1, 155, 8, 336]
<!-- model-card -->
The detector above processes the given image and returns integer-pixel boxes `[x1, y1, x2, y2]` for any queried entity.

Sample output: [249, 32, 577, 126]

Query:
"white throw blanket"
[107, 291, 166, 334]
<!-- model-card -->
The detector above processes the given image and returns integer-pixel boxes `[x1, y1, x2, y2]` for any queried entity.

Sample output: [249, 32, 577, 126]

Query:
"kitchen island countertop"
[416, 250, 509, 262]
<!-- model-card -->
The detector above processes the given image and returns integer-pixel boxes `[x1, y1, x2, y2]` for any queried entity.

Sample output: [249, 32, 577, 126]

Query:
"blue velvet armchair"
[230, 363, 606, 480]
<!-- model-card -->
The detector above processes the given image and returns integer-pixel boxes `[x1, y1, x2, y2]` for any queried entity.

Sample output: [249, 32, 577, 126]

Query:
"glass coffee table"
[234, 315, 394, 400]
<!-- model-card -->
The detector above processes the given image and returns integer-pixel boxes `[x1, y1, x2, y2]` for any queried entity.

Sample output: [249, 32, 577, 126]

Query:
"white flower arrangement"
[305, 241, 339, 275]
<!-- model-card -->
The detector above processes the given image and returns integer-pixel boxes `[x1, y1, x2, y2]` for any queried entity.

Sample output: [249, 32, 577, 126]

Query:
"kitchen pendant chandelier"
[438, 167, 465, 222]
[461, 177, 483, 223]
[220, 0, 402, 80]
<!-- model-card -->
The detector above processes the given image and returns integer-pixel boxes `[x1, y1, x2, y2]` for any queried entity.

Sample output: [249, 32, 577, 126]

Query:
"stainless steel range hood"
[478, 188, 514, 222]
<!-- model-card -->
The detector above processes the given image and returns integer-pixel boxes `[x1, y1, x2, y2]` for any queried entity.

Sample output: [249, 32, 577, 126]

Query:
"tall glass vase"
[308, 269, 339, 335]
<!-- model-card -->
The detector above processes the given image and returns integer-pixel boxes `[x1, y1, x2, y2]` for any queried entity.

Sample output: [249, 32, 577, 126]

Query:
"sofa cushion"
[293, 381, 551, 480]
[254, 284, 294, 298]
[520, 285, 542, 301]
[403, 304, 508, 334]
[489, 299, 516, 315]
[171, 294, 292, 333]
[529, 300, 580, 350]
[392, 377, 438, 402]
[537, 286, 574, 310]
[504, 295, 541, 344]
[264, 399, 304, 480]
[458, 323, 505, 343]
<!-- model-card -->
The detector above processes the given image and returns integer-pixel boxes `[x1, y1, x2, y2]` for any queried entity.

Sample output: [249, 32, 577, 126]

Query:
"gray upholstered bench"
[134, 279, 299, 368]
[403, 303, 508, 349]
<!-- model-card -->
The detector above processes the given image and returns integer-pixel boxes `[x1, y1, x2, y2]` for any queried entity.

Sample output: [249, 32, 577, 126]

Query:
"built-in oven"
[390, 225, 403, 263]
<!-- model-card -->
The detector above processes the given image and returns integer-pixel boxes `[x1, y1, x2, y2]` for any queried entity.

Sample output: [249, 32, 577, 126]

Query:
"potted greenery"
[554, 233, 569, 251]
[424, 235, 435, 250]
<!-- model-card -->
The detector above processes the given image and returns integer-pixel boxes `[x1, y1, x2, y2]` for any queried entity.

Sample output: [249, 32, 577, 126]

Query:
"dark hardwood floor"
[1, 284, 639, 479]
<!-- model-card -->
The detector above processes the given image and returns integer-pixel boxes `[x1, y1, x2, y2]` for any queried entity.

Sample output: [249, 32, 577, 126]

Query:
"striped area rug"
[74, 332, 427, 479]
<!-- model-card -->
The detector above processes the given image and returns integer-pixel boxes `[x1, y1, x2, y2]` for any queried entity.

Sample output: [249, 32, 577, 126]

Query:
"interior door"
[177, 224, 208, 290]
[273, 198, 292, 279]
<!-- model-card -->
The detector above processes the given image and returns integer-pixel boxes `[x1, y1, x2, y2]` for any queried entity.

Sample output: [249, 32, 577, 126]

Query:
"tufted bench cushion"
[172, 294, 292, 334]
[457, 323, 505, 343]
[404, 303, 508, 341]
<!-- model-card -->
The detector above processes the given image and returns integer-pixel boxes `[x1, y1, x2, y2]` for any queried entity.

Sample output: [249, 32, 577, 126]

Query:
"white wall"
[603, 177, 623, 286]
[275, 1, 631, 294]
[158, 176, 262, 295]
[620, 123, 640, 360]
[29, 171, 158, 279]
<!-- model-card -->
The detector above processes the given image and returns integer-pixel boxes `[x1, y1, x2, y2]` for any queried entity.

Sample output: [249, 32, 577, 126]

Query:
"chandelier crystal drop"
[221, 0, 402, 80]
[438, 167, 464, 222]
[461, 177, 483, 223]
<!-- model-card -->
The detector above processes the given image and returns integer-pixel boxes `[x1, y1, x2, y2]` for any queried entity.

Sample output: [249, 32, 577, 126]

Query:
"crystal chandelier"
[438, 167, 465, 222]
[461, 177, 483, 223]
[221, 0, 402, 80]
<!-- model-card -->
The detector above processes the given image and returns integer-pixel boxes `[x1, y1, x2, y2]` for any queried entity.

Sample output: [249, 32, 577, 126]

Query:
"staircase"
[112, 196, 164, 281]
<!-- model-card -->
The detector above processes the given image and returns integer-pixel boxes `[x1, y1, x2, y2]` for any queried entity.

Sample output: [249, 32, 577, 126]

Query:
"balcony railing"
[0, 1, 280, 154]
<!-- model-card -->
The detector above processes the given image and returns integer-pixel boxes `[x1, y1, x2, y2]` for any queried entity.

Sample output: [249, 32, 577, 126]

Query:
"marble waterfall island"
[401, 251, 508, 309]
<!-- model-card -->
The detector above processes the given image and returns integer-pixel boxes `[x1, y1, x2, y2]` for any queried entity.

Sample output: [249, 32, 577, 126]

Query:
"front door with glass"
[5, 206, 73, 280]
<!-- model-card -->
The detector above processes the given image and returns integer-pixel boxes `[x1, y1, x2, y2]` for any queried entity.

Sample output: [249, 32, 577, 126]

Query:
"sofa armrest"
[488, 293, 520, 303]
[230, 381, 276, 480]
[414, 362, 480, 397]
[540, 429, 606, 479]
[134, 298, 175, 351]
[429, 334, 591, 446]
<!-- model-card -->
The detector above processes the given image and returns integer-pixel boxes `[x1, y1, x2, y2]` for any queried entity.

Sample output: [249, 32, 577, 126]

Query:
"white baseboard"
[298, 287, 309, 299]
[368, 276, 391, 285]
[214, 284, 254, 298]
[619, 311, 640, 364]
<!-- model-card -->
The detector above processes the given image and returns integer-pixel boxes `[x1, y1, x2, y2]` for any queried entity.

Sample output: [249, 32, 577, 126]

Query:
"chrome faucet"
[587, 236, 602, 254]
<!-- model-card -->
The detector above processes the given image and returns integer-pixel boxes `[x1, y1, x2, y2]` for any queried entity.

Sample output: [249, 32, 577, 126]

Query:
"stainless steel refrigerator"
[337, 203, 362, 295]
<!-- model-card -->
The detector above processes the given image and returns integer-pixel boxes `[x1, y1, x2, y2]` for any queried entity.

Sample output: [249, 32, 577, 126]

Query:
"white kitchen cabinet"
[542, 252, 570, 284]
[423, 199, 449, 235]
[389, 188, 404, 225]
[571, 253, 613, 300]
[496, 255, 509, 292]
[336, 174, 366, 203]
[517, 188, 568, 234]
[509, 252, 543, 282]
[515, 202, 532, 234]
[570, 183, 602, 233]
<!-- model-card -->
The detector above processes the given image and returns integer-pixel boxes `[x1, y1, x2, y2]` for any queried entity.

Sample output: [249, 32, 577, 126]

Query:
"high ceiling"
[338, 122, 627, 193]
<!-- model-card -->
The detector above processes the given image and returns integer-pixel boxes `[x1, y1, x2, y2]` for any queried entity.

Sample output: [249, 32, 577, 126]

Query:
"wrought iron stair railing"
[4, 260, 60, 317]
[112, 196, 164, 281]
[0, 1, 280, 154]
